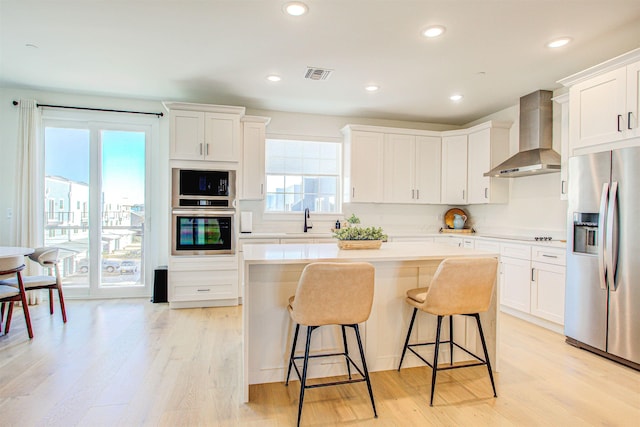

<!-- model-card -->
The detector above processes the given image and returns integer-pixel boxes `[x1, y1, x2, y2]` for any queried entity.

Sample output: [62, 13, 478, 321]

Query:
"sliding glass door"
[43, 115, 152, 298]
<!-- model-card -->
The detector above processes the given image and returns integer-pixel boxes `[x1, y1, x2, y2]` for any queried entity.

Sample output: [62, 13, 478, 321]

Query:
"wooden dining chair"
[1, 247, 67, 323]
[0, 255, 33, 338]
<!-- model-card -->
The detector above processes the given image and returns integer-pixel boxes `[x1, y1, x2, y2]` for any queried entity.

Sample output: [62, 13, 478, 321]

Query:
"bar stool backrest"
[290, 262, 375, 327]
[422, 257, 498, 316]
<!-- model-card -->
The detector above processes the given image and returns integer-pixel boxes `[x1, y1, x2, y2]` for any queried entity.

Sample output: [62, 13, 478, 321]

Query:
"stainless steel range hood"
[484, 90, 560, 178]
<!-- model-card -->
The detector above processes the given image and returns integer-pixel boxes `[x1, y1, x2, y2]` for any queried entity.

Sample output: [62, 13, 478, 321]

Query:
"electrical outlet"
[6, 208, 12, 219]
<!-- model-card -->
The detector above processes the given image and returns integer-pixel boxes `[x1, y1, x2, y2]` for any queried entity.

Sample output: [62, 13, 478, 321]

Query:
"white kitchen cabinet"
[559, 50, 640, 151]
[383, 133, 441, 204]
[474, 239, 500, 253]
[441, 133, 468, 204]
[169, 255, 239, 308]
[553, 92, 570, 200]
[342, 127, 384, 203]
[433, 235, 463, 247]
[530, 245, 566, 325]
[499, 243, 532, 313]
[165, 102, 245, 162]
[466, 124, 510, 204]
[240, 116, 270, 200]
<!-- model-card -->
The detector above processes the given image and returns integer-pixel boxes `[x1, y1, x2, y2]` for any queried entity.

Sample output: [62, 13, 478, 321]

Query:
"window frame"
[263, 137, 343, 216]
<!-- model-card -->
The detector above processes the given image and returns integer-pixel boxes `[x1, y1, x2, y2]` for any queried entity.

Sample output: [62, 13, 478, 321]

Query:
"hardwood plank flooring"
[0, 299, 638, 426]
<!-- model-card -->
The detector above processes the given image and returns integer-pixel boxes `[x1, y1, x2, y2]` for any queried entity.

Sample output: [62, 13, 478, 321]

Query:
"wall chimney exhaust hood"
[484, 90, 560, 178]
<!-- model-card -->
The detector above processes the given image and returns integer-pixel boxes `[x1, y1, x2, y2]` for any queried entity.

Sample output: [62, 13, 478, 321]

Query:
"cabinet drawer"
[531, 246, 566, 266]
[475, 239, 500, 253]
[169, 269, 238, 301]
[500, 243, 531, 260]
[238, 239, 280, 251]
[170, 255, 238, 271]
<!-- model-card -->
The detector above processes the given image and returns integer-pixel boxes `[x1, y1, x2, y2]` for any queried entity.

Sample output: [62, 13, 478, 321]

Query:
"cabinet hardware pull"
[462, 189, 465, 200]
[542, 254, 558, 258]
[260, 183, 264, 195]
[352, 187, 355, 198]
[412, 189, 415, 199]
[617, 114, 623, 132]
[484, 187, 488, 199]
[206, 144, 210, 155]
[416, 189, 419, 199]
[561, 180, 567, 194]
[629, 112, 634, 130]
[197, 289, 211, 292]
[199, 143, 203, 155]
[531, 268, 535, 281]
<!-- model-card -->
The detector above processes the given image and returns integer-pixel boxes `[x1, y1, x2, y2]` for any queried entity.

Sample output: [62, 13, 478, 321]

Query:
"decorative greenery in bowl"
[333, 214, 387, 249]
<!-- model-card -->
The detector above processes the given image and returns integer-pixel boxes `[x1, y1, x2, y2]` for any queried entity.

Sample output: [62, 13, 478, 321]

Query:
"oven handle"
[172, 209, 236, 216]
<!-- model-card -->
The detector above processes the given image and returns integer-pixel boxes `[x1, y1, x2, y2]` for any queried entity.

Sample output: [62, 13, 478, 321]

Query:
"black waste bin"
[151, 266, 168, 303]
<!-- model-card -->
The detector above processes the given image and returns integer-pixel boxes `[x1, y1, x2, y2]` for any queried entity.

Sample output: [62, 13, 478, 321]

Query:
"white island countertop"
[242, 241, 497, 264]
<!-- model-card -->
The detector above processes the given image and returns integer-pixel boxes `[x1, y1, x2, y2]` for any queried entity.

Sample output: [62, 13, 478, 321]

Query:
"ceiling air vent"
[304, 67, 333, 81]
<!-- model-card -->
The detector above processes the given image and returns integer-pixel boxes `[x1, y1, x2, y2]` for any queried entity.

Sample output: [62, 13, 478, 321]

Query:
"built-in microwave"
[172, 168, 236, 208]
[171, 210, 235, 255]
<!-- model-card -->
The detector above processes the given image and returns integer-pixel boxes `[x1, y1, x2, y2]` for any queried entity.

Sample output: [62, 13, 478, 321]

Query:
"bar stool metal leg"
[449, 316, 454, 365]
[398, 308, 418, 370]
[353, 324, 377, 418]
[430, 315, 444, 406]
[341, 325, 352, 380]
[296, 325, 316, 427]
[286, 323, 300, 386]
[474, 313, 497, 397]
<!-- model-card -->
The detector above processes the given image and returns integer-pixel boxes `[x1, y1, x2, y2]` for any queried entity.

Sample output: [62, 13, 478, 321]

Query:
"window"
[265, 139, 340, 213]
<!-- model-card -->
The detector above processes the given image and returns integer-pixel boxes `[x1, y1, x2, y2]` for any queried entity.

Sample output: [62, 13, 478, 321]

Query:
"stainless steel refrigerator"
[566, 147, 640, 370]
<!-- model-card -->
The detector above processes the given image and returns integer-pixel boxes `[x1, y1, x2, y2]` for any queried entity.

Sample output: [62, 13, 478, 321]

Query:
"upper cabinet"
[383, 133, 441, 204]
[441, 122, 510, 205]
[441, 133, 468, 204]
[164, 102, 245, 162]
[558, 48, 640, 153]
[342, 127, 384, 203]
[240, 116, 271, 200]
[343, 121, 510, 205]
[467, 123, 510, 204]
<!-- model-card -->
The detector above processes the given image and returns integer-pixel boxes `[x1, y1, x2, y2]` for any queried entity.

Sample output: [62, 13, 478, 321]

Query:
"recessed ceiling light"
[365, 85, 379, 92]
[266, 75, 282, 82]
[422, 25, 446, 38]
[449, 94, 463, 102]
[547, 37, 572, 48]
[283, 2, 308, 16]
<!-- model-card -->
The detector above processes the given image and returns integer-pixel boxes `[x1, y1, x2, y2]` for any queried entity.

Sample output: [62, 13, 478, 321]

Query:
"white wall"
[0, 87, 170, 269]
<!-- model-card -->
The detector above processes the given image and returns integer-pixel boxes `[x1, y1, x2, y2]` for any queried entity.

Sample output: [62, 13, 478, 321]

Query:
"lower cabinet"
[499, 243, 566, 330]
[169, 255, 239, 308]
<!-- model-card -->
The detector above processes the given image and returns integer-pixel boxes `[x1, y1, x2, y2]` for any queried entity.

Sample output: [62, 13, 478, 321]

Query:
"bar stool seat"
[398, 257, 499, 406]
[285, 262, 377, 426]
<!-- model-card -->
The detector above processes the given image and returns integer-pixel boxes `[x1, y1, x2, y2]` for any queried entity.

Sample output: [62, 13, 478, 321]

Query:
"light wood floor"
[0, 299, 638, 426]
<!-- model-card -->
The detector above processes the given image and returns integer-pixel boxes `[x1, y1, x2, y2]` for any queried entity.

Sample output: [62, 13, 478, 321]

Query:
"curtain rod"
[11, 100, 164, 117]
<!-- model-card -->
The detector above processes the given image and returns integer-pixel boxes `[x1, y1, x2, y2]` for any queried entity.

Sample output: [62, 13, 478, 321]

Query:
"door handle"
[412, 189, 415, 199]
[561, 180, 567, 195]
[416, 189, 419, 199]
[606, 181, 619, 291]
[597, 183, 609, 290]
[629, 112, 634, 130]
[531, 268, 535, 282]
[206, 144, 210, 156]
[484, 187, 488, 199]
[199, 143, 203, 155]
[617, 114, 623, 132]
[260, 183, 264, 195]
[352, 187, 355, 198]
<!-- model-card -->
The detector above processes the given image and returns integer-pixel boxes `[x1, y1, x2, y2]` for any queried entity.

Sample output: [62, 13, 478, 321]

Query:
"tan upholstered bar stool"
[285, 262, 377, 427]
[397, 257, 499, 406]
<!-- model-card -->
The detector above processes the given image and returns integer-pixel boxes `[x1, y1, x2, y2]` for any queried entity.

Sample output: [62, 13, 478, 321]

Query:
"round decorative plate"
[444, 208, 467, 229]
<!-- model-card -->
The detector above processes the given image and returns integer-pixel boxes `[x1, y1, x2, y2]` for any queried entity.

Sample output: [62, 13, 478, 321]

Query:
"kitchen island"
[241, 241, 500, 402]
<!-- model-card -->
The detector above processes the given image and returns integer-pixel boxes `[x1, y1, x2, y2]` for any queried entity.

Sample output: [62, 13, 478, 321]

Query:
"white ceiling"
[2, 1, 640, 125]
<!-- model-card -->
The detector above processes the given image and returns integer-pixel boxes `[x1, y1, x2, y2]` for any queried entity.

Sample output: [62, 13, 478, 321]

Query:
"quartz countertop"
[242, 241, 498, 264]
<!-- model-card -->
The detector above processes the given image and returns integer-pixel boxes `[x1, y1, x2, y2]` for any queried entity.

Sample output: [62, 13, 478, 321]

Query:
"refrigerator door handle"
[606, 181, 620, 291]
[598, 182, 609, 290]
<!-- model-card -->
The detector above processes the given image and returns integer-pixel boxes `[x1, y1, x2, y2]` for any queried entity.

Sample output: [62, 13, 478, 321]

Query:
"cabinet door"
[170, 110, 204, 160]
[531, 261, 565, 325]
[500, 256, 531, 313]
[414, 136, 441, 203]
[204, 112, 240, 162]
[467, 128, 491, 203]
[627, 61, 640, 139]
[349, 131, 383, 202]
[569, 67, 627, 149]
[241, 121, 266, 200]
[383, 133, 414, 203]
[441, 134, 468, 204]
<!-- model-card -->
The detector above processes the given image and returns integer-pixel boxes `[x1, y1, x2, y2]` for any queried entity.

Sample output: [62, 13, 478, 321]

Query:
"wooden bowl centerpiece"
[333, 215, 387, 250]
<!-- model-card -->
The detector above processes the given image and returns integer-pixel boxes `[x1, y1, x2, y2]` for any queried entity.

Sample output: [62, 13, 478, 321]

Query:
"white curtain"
[13, 99, 44, 304]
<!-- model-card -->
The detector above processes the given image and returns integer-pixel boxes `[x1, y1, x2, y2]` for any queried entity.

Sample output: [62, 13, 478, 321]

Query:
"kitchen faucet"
[304, 208, 313, 232]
